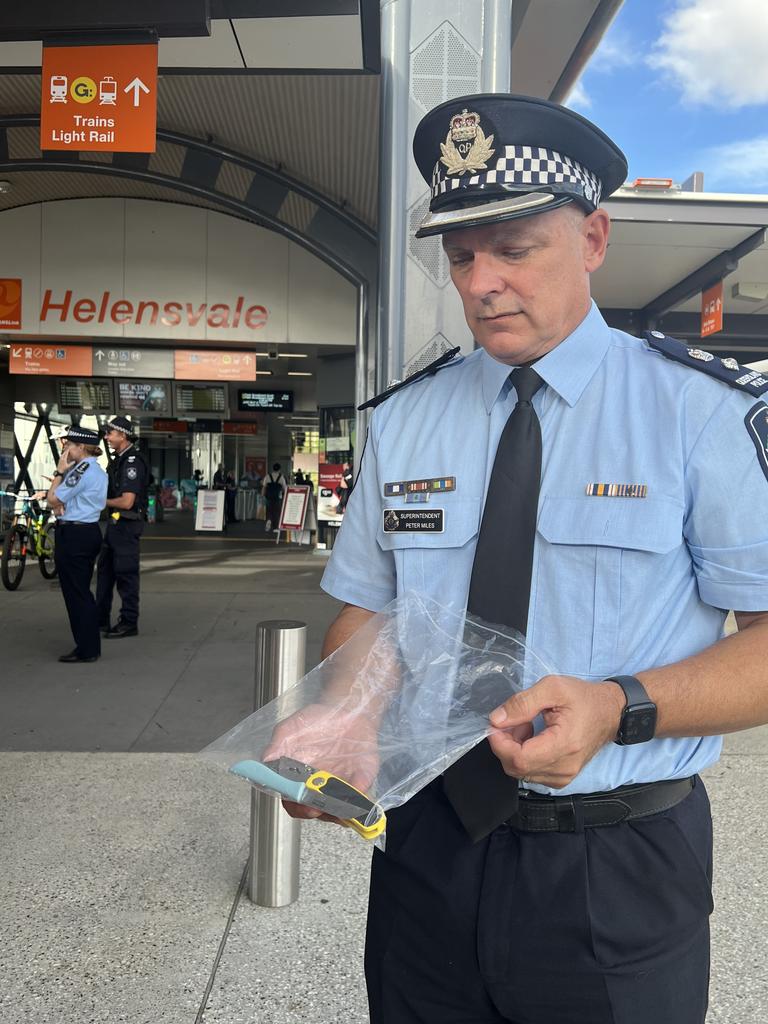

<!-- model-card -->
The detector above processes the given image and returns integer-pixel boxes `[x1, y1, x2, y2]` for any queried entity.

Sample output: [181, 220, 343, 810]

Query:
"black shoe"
[105, 622, 138, 638]
[59, 650, 100, 663]
[99, 624, 111, 636]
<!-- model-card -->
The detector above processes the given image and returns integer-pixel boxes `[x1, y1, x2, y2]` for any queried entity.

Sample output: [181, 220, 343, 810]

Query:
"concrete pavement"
[1, 521, 766, 1022]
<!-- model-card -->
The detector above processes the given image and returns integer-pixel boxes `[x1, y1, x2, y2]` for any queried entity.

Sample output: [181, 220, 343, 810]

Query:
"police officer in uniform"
[275, 94, 768, 1024]
[46, 427, 108, 663]
[96, 416, 149, 638]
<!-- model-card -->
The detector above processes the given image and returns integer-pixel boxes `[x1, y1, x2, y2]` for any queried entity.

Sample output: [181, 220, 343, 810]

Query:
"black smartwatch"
[606, 675, 657, 745]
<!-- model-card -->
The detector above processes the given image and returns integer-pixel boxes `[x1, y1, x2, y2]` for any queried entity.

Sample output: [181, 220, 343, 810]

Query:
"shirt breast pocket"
[537, 496, 684, 675]
[376, 497, 482, 598]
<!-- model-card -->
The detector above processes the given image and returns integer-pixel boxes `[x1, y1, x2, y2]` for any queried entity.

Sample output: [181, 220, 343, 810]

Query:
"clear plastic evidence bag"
[201, 592, 553, 848]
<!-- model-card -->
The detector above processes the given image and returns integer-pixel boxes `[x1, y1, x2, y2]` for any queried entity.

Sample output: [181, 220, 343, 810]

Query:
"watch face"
[621, 704, 657, 744]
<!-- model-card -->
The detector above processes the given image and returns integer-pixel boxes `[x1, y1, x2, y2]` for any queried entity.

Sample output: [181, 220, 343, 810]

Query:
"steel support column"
[376, 0, 515, 388]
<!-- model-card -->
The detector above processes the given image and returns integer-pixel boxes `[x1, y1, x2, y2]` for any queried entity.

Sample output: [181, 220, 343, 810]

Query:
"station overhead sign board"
[701, 280, 724, 338]
[174, 350, 257, 382]
[10, 342, 92, 376]
[41, 43, 158, 153]
[93, 345, 173, 378]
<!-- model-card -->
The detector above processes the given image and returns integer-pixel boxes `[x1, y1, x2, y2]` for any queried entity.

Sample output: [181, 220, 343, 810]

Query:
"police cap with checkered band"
[412, 93, 628, 237]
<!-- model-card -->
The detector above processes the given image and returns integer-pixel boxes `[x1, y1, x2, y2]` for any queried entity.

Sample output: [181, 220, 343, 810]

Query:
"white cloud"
[565, 78, 591, 110]
[649, 0, 768, 107]
[704, 136, 768, 190]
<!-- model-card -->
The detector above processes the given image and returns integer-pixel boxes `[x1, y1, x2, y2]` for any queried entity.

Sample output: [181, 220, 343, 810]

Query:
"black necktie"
[443, 366, 545, 842]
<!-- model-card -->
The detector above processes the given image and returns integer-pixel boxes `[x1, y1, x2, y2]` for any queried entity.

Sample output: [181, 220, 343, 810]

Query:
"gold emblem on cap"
[440, 109, 495, 176]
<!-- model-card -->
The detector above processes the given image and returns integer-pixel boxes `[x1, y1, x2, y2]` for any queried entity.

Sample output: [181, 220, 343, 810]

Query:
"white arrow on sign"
[95, 349, 105, 360]
[12, 347, 22, 357]
[124, 77, 150, 107]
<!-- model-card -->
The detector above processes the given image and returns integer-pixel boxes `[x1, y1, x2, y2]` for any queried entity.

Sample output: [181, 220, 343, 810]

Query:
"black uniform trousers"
[366, 777, 712, 1024]
[55, 522, 103, 659]
[95, 518, 143, 627]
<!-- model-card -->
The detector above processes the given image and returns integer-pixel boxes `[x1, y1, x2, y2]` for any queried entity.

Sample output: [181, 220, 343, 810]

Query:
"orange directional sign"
[701, 280, 723, 338]
[41, 43, 158, 153]
[10, 342, 92, 376]
[174, 350, 258, 382]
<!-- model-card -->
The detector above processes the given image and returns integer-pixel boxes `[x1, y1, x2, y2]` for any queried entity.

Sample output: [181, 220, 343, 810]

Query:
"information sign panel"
[10, 342, 92, 376]
[116, 380, 171, 414]
[279, 486, 310, 532]
[701, 280, 723, 338]
[174, 383, 228, 415]
[93, 346, 173, 378]
[41, 43, 158, 153]
[175, 350, 257, 382]
[58, 379, 114, 412]
[195, 489, 225, 532]
[317, 464, 345, 523]
[238, 389, 293, 412]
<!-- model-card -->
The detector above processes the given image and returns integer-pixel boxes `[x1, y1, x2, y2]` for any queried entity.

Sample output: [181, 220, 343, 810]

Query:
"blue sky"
[566, 0, 768, 193]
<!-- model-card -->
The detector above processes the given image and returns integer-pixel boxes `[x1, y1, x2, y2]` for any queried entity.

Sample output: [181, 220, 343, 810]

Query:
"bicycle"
[0, 491, 57, 590]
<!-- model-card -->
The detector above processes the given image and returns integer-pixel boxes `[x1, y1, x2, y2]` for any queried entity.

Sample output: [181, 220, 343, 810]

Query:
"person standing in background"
[263, 462, 287, 532]
[96, 416, 149, 639]
[47, 427, 108, 663]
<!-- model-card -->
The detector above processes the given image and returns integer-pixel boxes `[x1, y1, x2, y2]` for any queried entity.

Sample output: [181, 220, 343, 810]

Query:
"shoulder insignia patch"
[745, 401, 768, 483]
[65, 461, 89, 487]
[358, 347, 463, 411]
[645, 331, 768, 396]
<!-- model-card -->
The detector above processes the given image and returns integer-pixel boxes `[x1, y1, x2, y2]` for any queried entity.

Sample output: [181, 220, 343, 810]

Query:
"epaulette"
[358, 347, 463, 411]
[645, 331, 768, 396]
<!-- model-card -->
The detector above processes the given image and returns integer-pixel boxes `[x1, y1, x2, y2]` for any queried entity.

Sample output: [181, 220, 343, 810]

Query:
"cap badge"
[687, 348, 714, 362]
[440, 108, 495, 176]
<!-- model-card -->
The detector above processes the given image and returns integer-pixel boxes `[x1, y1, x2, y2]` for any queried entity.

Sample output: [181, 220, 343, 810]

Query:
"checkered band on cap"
[431, 145, 602, 207]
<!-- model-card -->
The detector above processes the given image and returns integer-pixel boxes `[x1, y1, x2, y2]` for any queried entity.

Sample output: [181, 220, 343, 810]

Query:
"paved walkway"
[1, 527, 766, 1022]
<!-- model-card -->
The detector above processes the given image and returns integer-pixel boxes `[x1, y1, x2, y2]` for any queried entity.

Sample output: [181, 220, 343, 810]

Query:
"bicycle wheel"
[1, 526, 26, 590]
[38, 521, 58, 580]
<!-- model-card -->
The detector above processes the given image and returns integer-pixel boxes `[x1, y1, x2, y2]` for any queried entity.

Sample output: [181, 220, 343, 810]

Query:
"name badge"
[383, 509, 444, 533]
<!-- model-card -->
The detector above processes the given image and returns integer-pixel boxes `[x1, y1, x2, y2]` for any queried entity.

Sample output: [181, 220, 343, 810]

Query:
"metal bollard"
[248, 619, 307, 907]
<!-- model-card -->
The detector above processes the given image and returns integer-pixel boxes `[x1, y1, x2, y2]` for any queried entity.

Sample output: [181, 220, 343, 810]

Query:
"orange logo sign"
[41, 43, 157, 153]
[0, 278, 21, 329]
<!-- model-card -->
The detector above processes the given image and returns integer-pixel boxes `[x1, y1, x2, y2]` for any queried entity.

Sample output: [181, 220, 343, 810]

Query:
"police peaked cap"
[65, 426, 101, 445]
[105, 415, 134, 436]
[412, 93, 628, 237]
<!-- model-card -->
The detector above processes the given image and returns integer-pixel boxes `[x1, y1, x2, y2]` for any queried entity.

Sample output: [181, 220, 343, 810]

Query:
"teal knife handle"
[230, 759, 307, 803]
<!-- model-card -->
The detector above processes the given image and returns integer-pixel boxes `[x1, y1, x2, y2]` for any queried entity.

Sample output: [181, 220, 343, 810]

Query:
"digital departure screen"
[117, 380, 171, 414]
[174, 383, 227, 414]
[57, 379, 114, 412]
[238, 389, 294, 412]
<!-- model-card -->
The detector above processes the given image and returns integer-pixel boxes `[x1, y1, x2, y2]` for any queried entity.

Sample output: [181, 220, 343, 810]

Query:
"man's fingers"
[489, 676, 562, 727]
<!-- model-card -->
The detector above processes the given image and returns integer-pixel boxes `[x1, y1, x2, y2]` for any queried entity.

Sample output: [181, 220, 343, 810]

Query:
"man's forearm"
[637, 614, 768, 738]
[321, 603, 377, 659]
[106, 493, 135, 510]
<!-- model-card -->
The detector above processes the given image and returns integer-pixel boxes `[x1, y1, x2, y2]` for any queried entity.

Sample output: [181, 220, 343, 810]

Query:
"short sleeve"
[685, 390, 768, 611]
[320, 419, 396, 612]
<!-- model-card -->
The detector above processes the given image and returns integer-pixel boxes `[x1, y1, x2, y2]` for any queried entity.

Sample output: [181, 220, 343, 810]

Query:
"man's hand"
[262, 702, 380, 825]
[487, 676, 626, 789]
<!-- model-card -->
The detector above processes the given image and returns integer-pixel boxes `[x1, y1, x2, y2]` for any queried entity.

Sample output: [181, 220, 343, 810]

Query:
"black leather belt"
[58, 520, 100, 527]
[508, 777, 694, 833]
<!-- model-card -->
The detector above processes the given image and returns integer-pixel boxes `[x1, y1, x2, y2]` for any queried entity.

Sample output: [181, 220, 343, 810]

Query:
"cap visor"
[416, 192, 568, 238]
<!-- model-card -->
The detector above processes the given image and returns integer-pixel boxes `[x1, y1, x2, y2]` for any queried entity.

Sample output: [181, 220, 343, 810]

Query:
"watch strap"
[605, 674, 652, 709]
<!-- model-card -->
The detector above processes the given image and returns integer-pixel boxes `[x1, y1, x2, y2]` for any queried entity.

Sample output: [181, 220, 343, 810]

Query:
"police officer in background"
[277, 94, 768, 1024]
[96, 416, 149, 638]
[46, 426, 108, 663]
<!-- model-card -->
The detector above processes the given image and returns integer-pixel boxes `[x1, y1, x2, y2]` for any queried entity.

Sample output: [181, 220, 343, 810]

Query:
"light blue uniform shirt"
[54, 457, 108, 523]
[322, 302, 768, 794]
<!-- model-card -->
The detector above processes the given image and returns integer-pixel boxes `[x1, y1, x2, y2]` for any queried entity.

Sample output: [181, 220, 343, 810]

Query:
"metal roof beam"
[640, 226, 768, 322]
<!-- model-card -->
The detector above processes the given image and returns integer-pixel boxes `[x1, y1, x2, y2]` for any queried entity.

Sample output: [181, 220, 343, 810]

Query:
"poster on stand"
[278, 485, 310, 533]
[195, 489, 225, 531]
[317, 463, 344, 523]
